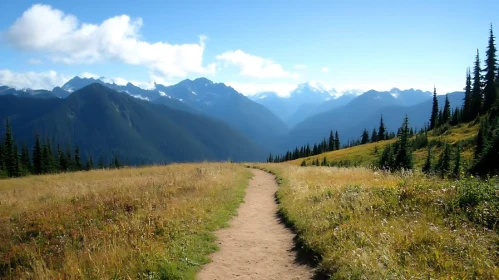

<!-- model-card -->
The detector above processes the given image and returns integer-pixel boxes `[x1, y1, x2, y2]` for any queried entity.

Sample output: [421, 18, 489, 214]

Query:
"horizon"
[1, 1, 498, 96]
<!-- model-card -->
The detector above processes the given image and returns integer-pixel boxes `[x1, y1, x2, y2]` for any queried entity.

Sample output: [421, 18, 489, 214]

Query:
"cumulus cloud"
[0, 69, 70, 89]
[293, 64, 307, 70]
[320, 67, 329, 73]
[5, 4, 214, 78]
[226, 82, 298, 97]
[216, 50, 298, 79]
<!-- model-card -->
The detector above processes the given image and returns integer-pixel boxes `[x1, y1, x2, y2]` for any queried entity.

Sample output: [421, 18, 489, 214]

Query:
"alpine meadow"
[0, 1, 498, 279]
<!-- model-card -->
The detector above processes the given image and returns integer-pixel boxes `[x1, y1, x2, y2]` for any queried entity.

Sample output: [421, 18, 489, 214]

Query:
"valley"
[1, 2, 499, 279]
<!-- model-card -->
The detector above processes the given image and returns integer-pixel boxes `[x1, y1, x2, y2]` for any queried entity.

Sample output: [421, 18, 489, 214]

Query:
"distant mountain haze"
[281, 91, 463, 153]
[1, 76, 459, 161]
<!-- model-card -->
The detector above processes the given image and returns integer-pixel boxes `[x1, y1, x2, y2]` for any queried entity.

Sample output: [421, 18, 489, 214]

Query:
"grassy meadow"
[0, 163, 251, 279]
[290, 122, 479, 169]
[253, 163, 499, 279]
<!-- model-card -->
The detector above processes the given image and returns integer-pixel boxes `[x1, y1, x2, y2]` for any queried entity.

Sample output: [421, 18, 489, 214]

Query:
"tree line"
[274, 25, 499, 177]
[0, 119, 122, 178]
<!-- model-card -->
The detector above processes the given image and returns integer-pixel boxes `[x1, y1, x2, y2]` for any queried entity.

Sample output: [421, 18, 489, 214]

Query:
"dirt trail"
[197, 169, 314, 280]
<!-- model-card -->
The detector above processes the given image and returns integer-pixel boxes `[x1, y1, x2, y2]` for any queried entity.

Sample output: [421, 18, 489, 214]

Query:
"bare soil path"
[197, 169, 314, 280]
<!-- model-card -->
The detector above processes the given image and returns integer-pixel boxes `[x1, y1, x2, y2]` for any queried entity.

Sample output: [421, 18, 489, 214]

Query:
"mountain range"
[0, 84, 265, 164]
[0, 76, 463, 162]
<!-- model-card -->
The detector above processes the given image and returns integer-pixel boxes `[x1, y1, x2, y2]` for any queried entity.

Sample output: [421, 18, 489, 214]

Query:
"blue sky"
[0, 0, 498, 96]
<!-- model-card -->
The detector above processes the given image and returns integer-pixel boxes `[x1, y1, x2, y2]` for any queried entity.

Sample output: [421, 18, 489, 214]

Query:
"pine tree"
[321, 156, 327, 166]
[394, 115, 413, 170]
[74, 145, 82, 171]
[12, 143, 20, 177]
[86, 155, 94, 171]
[474, 120, 488, 160]
[430, 87, 439, 129]
[471, 49, 483, 118]
[483, 25, 497, 112]
[438, 144, 452, 178]
[361, 129, 370, 144]
[20, 143, 31, 173]
[371, 128, 378, 143]
[422, 146, 432, 174]
[58, 144, 66, 171]
[463, 67, 473, 122]
[379, 144, 393, 170]
[334, 131, 340, 150]
[378, 116, 386, 141]
[113, 154, 121, 169]
[3, 119, 15, 177]
[267, 153, 273, 163]
[41, 141, 50, 174]
[65, 146, 73, 171]
[328, 130, 335, 151]
[442, 94, 451, 124]
[32, 135, 42, 175]
[453, 144, 462, 178]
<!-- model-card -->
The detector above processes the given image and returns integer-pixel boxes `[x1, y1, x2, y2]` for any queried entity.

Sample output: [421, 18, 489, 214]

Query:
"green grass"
[0, 163, 251, 279]
[290, 122, 479, 169]
[253, 163, 499, 279]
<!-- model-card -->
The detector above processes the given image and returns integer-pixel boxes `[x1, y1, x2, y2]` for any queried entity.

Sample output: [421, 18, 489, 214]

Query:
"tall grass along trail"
[197, 169, 314, 280]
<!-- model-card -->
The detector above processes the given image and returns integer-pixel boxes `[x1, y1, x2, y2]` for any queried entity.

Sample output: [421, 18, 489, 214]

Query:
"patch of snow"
[131, 94, 149, 101]
[191, 91, 197, 95]
[391, 92, 400, 98]
[159, 91, 167, 97]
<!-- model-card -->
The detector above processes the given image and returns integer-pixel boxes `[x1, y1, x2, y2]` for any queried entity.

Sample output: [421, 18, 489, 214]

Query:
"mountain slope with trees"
[0, 84, 266, 165]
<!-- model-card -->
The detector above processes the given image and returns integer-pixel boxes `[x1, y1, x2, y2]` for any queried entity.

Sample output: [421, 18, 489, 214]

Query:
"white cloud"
[28, 58, 42, 64]
[0, 69, 70, 89]
[226, 82, 298, 97]
[6, 4, 214, 78]
[293, 64, 307, 70]
[216, 50, 298, 79]
[321, 67, 329, 73]
[81, 72, 99, 79]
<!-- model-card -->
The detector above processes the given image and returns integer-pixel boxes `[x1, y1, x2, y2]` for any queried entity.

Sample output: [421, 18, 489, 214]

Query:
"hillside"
[289, 122, 479, 168]
[282, 92, 464, 152]
[0, 84, 266, 164]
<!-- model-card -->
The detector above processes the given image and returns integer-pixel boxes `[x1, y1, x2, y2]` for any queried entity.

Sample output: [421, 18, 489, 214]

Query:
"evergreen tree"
[430, 87, 439, 129]
[41, 141, 50, 174]
[471, 49, 483, 118]
[328, 130, 335, 151]
[453, 144, 462, 178]
[361, 129, 370, 144]
[394, 115, 413, 170]
[483, 25, 497, 112]
[334, 131, 340, 150]
[422, 146, 432, 174]
[321, 156, 327, 166]
[474, 120, 488, 160]
[3, 119, 15, 177]
[438, 144, 452, 178]
[20, 143, 31, 173]
[65, 146, 73, 171]
[463, 68, 473, 122]
[58, 144, 66, 171]
[442, 94, 451, 124]
[32, 135, 42, 175]
[371, 128, 378, 143]
[113, 154, 121, 169]
[86, 155, 94, 171]
[12, 143, 20, 177]
[74, 145, 82, 171]
[378, 116, 386, 141]
[379, 144, 393, 170]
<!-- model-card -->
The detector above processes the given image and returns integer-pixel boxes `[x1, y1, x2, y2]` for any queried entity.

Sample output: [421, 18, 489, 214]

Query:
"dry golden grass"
[0, 163, 251, 279]
[254, 163, 499, 279]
